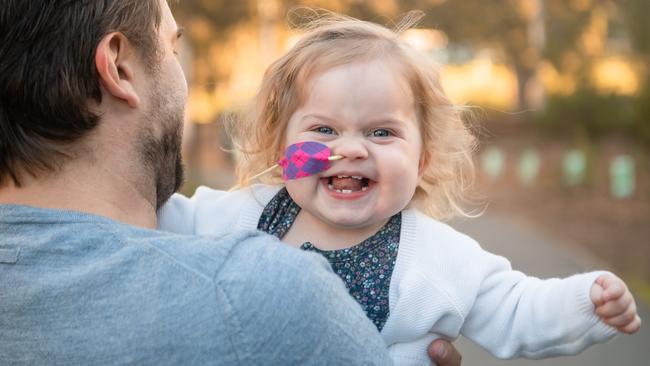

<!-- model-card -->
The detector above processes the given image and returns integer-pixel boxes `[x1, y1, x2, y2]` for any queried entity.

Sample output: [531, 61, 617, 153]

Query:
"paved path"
[449, 213, 649, 366]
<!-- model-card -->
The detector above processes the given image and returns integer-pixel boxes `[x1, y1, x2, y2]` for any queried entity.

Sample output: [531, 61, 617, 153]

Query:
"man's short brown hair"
[0, 0, 163, 186]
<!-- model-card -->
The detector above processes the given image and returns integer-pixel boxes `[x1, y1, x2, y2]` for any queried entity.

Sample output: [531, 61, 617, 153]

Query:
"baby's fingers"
[595, 291, 633, 317]
[619, 315, 642, 334]
[590, 282, 605, 306]
[602, 302, 637, 328]
[602, 281, 626, 302]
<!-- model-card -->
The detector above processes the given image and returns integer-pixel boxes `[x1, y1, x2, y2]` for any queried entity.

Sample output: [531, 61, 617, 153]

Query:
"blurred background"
[170, 0, 649, 363]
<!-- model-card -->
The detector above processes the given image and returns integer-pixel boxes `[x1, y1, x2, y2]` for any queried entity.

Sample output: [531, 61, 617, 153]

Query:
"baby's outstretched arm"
[590, 273, 642, 334]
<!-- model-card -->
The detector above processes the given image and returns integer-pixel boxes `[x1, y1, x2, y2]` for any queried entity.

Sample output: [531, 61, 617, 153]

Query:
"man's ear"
[95, 32, 140, 108]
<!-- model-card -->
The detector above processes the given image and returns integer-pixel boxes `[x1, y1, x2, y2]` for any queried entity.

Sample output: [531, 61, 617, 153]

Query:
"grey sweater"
[0, 204, 390, 365]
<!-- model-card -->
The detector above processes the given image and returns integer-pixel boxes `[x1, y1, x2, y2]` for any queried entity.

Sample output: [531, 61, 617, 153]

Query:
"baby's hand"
[590, 273, 641, 334]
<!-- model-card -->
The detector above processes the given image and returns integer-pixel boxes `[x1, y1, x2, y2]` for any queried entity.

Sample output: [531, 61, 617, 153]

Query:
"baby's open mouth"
[326, 175, 370, 193]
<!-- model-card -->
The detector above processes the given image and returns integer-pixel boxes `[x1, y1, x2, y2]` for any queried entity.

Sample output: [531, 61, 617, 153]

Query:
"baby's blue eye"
[371, 129, 392, 138]
[314, 126, 335, 135]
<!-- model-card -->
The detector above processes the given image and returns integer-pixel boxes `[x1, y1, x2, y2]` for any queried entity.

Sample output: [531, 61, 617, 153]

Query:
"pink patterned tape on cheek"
[278, 141, 342, 180]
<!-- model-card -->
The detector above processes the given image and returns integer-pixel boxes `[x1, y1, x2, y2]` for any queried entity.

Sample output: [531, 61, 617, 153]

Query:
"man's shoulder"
[116, 222, 323, 285]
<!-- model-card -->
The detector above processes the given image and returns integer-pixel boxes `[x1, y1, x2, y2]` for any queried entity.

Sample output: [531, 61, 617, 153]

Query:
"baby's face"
[283, 60, 423, 234]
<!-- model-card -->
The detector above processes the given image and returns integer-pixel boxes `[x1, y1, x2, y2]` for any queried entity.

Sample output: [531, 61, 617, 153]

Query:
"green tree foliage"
[624, 0, 650, 57]
[624, 0, 650, 147]
[543, 0, 592, 75]
[171, 0, 253, 40]
[538, 89, 636, 138]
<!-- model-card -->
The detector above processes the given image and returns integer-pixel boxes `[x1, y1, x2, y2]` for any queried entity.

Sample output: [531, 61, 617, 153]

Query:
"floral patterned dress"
[257, 187, 400, 331]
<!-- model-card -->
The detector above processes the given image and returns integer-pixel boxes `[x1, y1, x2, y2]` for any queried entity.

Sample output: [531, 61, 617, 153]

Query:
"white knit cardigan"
[158, 185, 618, 366]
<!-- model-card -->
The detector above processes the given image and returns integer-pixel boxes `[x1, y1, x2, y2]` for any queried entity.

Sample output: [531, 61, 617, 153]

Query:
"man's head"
[0, 0, 186, 208]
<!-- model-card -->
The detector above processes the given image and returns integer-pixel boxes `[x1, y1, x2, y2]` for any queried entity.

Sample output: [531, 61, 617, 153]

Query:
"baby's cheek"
[284, 178, 317, 205]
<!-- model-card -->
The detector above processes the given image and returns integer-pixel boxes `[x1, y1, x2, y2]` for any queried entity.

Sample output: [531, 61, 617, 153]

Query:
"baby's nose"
[331, 138, 369, 160]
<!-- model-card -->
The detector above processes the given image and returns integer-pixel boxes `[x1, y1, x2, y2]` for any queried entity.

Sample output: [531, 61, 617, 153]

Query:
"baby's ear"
[418, 152, 430, 179]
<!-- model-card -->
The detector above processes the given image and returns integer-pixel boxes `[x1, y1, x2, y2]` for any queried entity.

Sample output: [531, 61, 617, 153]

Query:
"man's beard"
[139, 82, 186, 210]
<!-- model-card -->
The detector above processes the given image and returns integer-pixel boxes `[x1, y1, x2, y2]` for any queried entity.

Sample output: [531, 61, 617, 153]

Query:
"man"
[0, 0, 460, 364]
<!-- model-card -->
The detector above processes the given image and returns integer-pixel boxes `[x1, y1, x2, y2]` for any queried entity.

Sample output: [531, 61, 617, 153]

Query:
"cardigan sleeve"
[157, 186, 232, 235]
[157, 193, 199, 234]
[158, 185, 281, 236]
[393, 212, 620, 361]
[456, 242, 619, 359]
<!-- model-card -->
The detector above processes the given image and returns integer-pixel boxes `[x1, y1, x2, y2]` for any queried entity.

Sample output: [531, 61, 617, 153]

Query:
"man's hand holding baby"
[590, 273, 642, 334]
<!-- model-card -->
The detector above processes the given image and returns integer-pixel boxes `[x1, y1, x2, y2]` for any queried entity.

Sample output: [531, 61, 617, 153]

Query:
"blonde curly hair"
[227, 10, 477, 220]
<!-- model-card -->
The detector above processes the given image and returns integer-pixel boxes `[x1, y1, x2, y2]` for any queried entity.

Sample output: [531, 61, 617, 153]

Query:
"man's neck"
[0, 163, 157, 229]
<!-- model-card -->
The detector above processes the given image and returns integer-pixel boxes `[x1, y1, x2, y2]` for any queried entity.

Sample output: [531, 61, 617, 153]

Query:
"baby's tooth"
[328, 184, 334, 190]
[352, 176, 362, 180]
[341, 189, 352, 194]
[361, 186, 368, 191]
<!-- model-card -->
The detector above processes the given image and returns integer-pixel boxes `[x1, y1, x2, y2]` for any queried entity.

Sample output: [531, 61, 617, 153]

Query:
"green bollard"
[610, 155, 635, 199]
[518, 149, 540, 186]
[481, 147, 505, 182]
[562, 149, 586, 187]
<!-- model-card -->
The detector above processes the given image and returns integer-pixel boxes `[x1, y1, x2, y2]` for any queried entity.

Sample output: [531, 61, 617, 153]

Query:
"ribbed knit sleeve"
[383, 209, 618, 365]
[458, 254, 618, 358]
